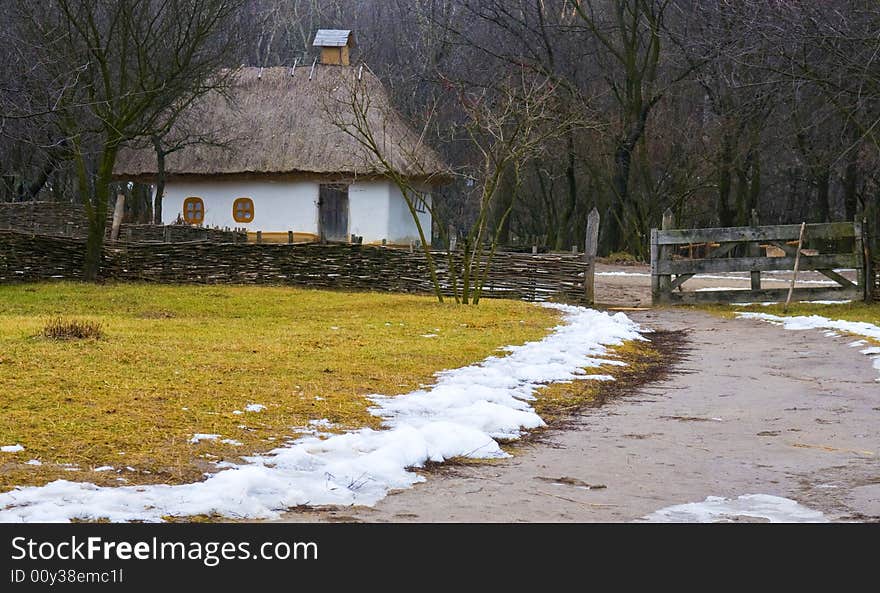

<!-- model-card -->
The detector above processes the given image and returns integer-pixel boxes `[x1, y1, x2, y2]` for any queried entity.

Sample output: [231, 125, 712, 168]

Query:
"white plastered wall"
[388, 183, 432, 246]
[160, 178, 431, 245]
[162, 179, 319, 234]
[348, 181, 390, 244]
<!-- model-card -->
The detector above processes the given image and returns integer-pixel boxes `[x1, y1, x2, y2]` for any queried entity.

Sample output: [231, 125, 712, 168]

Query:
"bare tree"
[6, 0, 241, 279]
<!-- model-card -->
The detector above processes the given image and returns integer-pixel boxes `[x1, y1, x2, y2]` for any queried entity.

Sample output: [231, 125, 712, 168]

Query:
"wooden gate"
[319, 184, 349, 243]
[651, 217, 868, 305]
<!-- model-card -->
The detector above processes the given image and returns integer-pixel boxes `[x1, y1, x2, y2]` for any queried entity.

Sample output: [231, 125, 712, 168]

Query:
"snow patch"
[641, 494, 828, 523]
[0, 304, 644, 523]
[738, 312, 880, 381]
[1, 445, 24, 453]
[189, 434, 220, 444]
[25, 460, 42, 466]
[94, 466, 114, 472]
[245, 404, 266, 413]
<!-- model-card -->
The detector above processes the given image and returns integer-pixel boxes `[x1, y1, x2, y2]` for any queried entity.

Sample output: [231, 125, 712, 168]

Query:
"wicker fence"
[0, 202, 99, 237]
[0, 201, 243, 243]
[0, 231, 593, 304]
[117, 224, 246, 243]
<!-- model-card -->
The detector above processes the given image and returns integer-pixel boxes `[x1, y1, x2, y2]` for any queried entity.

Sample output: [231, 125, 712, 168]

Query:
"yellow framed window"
[233, 197, 254, 223]
[183, 197, 204, 224]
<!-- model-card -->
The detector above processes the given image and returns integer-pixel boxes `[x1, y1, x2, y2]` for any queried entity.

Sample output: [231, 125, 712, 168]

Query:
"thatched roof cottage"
[113, 30, 448, 245]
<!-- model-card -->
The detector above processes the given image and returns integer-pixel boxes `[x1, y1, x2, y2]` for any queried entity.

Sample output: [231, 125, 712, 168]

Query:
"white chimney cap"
[313, 29, 355, 47]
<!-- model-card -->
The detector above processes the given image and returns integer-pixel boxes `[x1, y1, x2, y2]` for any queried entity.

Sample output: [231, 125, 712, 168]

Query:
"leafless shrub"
[40, 318, 104, 340]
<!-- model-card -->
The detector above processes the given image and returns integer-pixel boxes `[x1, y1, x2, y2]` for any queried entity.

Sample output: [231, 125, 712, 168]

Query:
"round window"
[233, 197, 254, 223]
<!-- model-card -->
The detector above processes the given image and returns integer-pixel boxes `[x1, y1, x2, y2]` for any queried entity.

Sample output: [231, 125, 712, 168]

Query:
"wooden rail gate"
[651, 219, 870, 305]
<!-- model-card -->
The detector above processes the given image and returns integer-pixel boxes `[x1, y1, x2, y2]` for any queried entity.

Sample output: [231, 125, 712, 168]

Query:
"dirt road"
[278, 268, 878, 523]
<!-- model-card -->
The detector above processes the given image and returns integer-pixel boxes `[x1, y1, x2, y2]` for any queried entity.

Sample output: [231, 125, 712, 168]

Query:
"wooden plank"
[584, 207, 599, 304]
[854, 218, 866, 301]
[650, 229, 660, 304]
[669, 273, 694, 290]
[657, 222, 857, 245]
[767, 241, 797, 257]
[658, 209, 673, 297]
[656, 253, 860, 275]
[667, 286, 862, 305]
[749, 209, 761, 290]
[110, 194, 125, 241]
[706, 242, 738, 259]
[815, 268, 856, 288]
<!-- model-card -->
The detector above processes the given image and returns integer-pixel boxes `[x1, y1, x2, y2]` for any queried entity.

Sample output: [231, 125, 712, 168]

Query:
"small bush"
[41, 318, 104, 340]
[600, 251, 644, 265]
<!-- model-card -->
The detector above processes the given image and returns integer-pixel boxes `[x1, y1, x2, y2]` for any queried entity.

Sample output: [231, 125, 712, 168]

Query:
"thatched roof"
[113, 66, 449, 181]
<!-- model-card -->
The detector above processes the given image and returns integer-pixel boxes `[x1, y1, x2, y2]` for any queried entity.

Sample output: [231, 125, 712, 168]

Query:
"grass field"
[0, 283, 566, 493]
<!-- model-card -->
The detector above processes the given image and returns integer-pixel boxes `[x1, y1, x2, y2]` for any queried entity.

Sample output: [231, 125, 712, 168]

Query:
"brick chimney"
[313, 29, 355, 66]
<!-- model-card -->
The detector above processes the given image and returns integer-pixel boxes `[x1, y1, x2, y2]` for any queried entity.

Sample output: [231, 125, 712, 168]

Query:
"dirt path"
[279, 307, 879, 523]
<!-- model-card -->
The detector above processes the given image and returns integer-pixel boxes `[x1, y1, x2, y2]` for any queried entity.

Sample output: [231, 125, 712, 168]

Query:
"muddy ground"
[277, 265, 878, 523]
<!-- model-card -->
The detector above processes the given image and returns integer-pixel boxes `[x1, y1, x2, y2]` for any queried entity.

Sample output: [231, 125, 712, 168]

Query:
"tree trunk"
[23, 159, 56, 201]
[83, 147, 118, 282]
[152, 136, 166, 225]
[609, 143, 632, 253]
[815, 167, 831, 223]
[843, 151, 859, 221]
[555, 135, 579, 251]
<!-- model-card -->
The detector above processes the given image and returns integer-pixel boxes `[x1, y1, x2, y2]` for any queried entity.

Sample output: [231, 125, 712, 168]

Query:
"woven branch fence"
[0, 202, 243, 243]
[0, 231, 592, 304]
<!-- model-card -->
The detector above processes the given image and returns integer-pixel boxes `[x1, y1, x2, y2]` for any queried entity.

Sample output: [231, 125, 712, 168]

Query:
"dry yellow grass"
[0, 283, 562, 492]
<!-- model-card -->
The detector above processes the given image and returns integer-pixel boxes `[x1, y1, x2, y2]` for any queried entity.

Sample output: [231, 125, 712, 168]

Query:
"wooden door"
[319, 184, 349, 243]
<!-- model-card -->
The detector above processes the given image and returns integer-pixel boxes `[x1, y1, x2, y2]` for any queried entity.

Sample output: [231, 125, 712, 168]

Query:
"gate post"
[749, 209, 761, 290]
[657, 208, 674, 300]
[584, 207, 599, 304]
[855, 215, 867, 302]
[651, 228, 659, 304]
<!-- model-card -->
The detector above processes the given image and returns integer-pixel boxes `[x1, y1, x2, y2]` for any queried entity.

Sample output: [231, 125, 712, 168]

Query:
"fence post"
[110, 193, 125, 241]
[651, 228, 660, 304]
[288, 230, 294, 244]
[855, 215, 866, 302]
[584, 207, 600, 305]
[448, 224, 457, 251]
[749, 209, 761, 290]
[163, 226, 171, 243]
[658, 208, 674, 298]
[256, 230, 263, 244]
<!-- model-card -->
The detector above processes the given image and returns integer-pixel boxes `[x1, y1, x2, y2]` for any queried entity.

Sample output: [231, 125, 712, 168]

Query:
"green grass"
[0, 283, 563, 492]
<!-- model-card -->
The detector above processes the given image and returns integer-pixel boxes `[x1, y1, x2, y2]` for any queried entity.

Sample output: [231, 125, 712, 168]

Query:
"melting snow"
[0, 304, 644, 523]
[1, 445, 24, 453]
[189, 434, 220, 444]
[641, 494, 828, 523]
[738, 312, 880, 381]
[245, 404, 266, 413]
